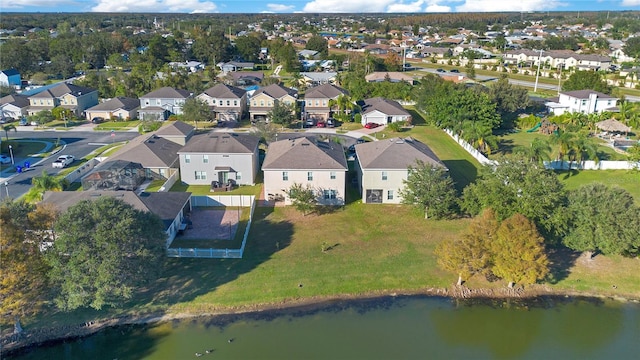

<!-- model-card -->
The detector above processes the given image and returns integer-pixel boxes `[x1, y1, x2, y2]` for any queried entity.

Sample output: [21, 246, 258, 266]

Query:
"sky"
[1, 0, 639, 14]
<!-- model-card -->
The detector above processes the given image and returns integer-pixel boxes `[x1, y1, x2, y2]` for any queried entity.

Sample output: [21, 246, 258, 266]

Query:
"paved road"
[0, 129, 140, 201]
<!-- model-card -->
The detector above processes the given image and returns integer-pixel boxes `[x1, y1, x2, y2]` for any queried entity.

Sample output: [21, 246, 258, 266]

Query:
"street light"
[8, 145, 14, 165]
[4, 182, 8, 198]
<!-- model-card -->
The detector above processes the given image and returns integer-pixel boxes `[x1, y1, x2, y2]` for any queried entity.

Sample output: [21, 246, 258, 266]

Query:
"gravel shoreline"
[2, 285, 639, 356]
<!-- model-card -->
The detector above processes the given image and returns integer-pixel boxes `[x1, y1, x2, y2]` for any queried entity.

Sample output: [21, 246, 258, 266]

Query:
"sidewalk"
[0, 140, 57, 183]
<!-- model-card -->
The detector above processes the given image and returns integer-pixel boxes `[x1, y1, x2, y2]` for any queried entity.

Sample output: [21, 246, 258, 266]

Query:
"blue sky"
[2, 0, 639, 14]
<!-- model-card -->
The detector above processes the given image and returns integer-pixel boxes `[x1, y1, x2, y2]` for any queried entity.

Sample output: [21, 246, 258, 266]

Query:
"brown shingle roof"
[108, 134, 182, 168]
[86, 97, 139, 112]
[155, 121, 195, 137]
[252, 84, 297, 100]
[179, 132, 259, 154]
[356, 137, 446, 170]
[304, 83, 349, 99]
[560, 90, 617, 99]
[0, 94, 29, 107]
[141, 87, 192, 99]
[361, 97, 410, 116]
[29, 83, 96, 99]
[262, 137, 347, 171]
[201, 84, 246, 99]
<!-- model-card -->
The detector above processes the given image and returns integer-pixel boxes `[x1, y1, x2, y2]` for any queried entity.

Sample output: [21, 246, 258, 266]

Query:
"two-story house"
[303, 83, 349, 122]
[355, 137, 447, 204]
[262, 136, 348, 206]
[197, 84, 247, 122]
[0, 69, 21, 87]
[85, 97, 140, 121]
[545, 90, 618, 115]
[249, 84, 297, 122]
[27, 83, 98, 117]
[178, 132, 260, 186]
[138, 87, 192, 120]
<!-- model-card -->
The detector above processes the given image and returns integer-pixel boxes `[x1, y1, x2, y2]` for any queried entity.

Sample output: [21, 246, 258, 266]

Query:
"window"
[234, 100, 238, 106]
[322, 100, 327, 106]
[203, 155, 209, 163]
[156, 99, 161, 105]
[260, 100, 265, 106]
[268, 101, 272, 106]
[387, 190, 394, 200]
[227, 100, 230, 106]
[315, 100, 319, 106]
[382, 171, 388, 181]
[307, 171, 313, 181]
[307, 100, 312, 106]
[582, 100, 587, 106]
[253, 101, 257, 106]
[195, 171, 206, 180]
[236, 172, 242, 180]
[219, 100, 223, 105]
[185, 155, 191, 164]
[324, 189, 336, 200]
[282, 171, 288, 181]
[330, 171, 336, 180]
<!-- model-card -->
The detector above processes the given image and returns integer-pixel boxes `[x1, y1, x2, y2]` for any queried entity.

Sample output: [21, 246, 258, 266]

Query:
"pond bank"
[2, 285, 639, 356]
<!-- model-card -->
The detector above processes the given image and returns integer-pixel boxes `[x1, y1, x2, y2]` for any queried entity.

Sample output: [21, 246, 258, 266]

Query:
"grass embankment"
[94, 121, 140, 131]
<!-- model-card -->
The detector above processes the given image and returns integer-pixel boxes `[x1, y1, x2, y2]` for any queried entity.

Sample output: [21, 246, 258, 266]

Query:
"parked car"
[326, 118, 336, 128]
[0, 155, 11, 164]
[91, 117, 104, 124]
[364, 122, 380, 129]
[316, 121, 326, 128]
[356, 138, 366, 144]
[450, 68, 460, 73]
[19, 118, 28, 126]
[52, 155, 74, 168]
[305, 118, 316, 127]
[436, 68, 446, 73]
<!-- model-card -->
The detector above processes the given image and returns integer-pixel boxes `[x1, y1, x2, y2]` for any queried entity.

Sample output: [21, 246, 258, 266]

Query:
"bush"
[353, 113, 362, 124]
[138, 120, 162, 134]
[387, 121, 403, 132]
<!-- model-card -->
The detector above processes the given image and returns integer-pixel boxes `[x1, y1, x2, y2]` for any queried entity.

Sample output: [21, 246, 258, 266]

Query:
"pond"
[8, 296, 640, 360]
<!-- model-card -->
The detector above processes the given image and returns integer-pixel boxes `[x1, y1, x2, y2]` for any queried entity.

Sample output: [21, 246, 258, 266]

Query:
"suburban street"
[0, 129, 140, 200]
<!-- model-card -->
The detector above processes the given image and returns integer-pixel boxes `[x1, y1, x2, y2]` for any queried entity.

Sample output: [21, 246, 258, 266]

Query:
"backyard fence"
[443, 129, 498, 166]
[166, 195, 256, 259]
[158, 172, 179, 192]
[544, 160, 640, 170]
[65, 158, 101, 183]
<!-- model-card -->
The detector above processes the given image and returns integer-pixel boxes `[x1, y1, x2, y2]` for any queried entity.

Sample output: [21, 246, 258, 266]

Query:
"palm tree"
[549, 130, 575, 161]
[461, 120, 497, 154]
[514, 137, 551, 164]
[24, 170, 68, 203]
[571, 135, 599, 164]
[3, 124, 16, 141]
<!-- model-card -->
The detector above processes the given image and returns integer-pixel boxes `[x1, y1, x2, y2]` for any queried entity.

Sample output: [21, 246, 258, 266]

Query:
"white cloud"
[425, 0, 451, 12]
[621, 0, 640, 6]
[455, 0, 565, 12]
[2, 0, 80, 8]
[266, 3, 296, 11]
[92, 0, 218, 13]
[387, 0, 424, 12]
[303, 0, 396, 12]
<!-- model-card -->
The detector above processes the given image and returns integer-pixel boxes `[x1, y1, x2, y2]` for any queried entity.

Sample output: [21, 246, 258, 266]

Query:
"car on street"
[0, 155, 11, 164]
[450, 68, 460, 73]
[52, 155, 75, 168]
[364, 122, 380, 129]
[436, 68, 446, 73]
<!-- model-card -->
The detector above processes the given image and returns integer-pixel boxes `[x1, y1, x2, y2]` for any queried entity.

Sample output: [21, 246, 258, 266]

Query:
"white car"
[52, 155, 74, 168]
[0, 155, 11, 164]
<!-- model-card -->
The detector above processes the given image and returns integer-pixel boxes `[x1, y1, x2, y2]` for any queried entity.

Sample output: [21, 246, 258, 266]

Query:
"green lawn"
[557, 170, 640, 204]
[94, 121, 140, 130]
[170, 182, 263, 196]
[143, 179, 166, 192]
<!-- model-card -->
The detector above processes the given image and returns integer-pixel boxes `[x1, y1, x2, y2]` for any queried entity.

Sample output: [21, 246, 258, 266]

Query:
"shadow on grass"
[546, 246, 582, 284]
[442, 159, 478, 192]
[555, 169, 580, 180]
[407, 109, 427, 126]
[497, 138, 516, 156]
[137, 206, 294, 307]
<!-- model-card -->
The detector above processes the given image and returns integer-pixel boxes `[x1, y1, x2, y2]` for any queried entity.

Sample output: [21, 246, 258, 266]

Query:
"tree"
[250, 121, 278, 143]
[3, 124, 16, 141]
[24, 170, 68, 203]
[514, 138, 551, 164]
[562, 70, 612, 94]
[564, 183, 640, 259]
[28, 110, 55, 127]
[487, 75, 531, 116]
[460, 157, 567, 243]
[623, 37, 640, 59]
[0, 200, 56, 319]
[46, 197, 166, 310]
[287, 183, 316, 216]
[491, 213, 549, 288]
[435, 208, 496, 285]
[399, 161, 458, 219]
[182, 97, 213, 129]
[234, 35, 262, 62]
[305, 35, 328, 58]
[267, 101, 295, 127]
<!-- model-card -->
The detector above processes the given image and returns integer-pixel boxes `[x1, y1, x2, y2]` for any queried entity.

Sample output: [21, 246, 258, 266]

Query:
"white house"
[360, 97, 412, 126]
[545, 90, 618, 115]
[262, 137, 348, 206]
[355, 137, 447, 204]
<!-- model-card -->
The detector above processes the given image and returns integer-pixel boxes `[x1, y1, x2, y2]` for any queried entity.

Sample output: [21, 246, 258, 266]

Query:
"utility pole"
[534, 48, 543, 93]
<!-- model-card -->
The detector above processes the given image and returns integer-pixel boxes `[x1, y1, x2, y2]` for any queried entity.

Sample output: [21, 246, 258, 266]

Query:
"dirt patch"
[179, 209, 240, 240]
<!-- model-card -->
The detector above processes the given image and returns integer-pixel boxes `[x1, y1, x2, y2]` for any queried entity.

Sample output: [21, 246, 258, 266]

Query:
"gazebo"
[595, 119, 632, 134]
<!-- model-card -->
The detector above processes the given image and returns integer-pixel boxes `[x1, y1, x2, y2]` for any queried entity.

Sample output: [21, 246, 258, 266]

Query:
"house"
[303, 83, 349, 122]
[300, 72, 337, 86]
[220, 61, 255, 73]
[0, 94, 29, 121]
[545, 90, 618, 115]
[354, 137, 447, 204]
[197, 84, 247, 122]
[249, 83, 297, 122]
[27, 83, 98, 117]
[359, 98, 412, 126]
[229, 71, 264, 86]
[154, 120, 195, 146]
[42, 190, 192, 247]
[168, 60, 204, 73]
[105, 132, 183, 180]
[0, 69, 21, 87]
[178, 132, 260, 186]
[85, 97, 140, 121]
[138, 87, 192, 120]
[81, 160, 146, 191]
[262, 136, 348, 206]
[298, 49, 320, 59]
[365, 72, 414, 84]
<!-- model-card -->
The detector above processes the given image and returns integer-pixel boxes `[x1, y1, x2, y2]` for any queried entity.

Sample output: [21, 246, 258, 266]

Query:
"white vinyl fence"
[65, 158, 101, 183]
[443, 129, 498, 166]
[166, 195, 256, 259]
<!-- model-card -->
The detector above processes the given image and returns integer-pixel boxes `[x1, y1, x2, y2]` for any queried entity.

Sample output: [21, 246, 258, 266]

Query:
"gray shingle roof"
[42, 191, 191, 230]
[202, 84, 246, 99]
[262, 136, 347, 171]
[252, 84, 297, 100]
[108, 134, 182, 168]
[361, 97, 410, 116]
[304, 83, 349, 99]
[560, 90, 617, 99]
[179, 132, 259, 154]
[356, 137, 446, 170]
[155, 121, 195, 137]
[0, 94, 29, 107]
[29, 83, 96, 99]
[141, 87, 192, 99]
[86, 97, 140, 112]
